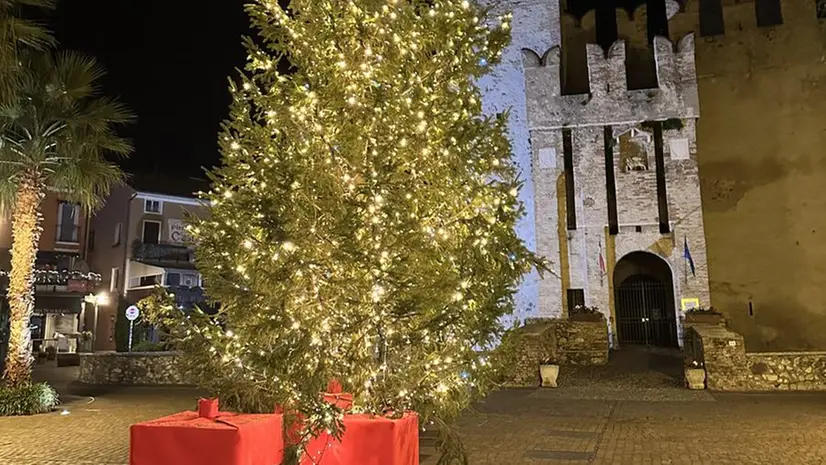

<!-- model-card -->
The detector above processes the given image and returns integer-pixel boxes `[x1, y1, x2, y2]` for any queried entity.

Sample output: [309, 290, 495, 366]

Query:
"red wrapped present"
[198, 398, 219, 419]
[301, 412, 419, 465]
[130, 398, 284, 465]
[278, 380, 354, 447]
[322, 379, 353, 410]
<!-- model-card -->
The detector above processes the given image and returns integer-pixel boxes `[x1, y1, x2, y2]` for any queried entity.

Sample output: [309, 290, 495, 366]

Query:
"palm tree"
[0, 50, 133, 387]
[0, 0, 56, 103]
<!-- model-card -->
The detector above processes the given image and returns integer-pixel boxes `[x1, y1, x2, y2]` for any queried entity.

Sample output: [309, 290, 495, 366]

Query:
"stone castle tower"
[480, 0, 712, 347]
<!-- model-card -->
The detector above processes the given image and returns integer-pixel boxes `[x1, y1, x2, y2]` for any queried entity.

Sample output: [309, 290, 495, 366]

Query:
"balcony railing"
[55, 224, 80, 244]
[132, 241, 194, 266]
[169, 286, 206, 309]
[32, 270, 99, 293]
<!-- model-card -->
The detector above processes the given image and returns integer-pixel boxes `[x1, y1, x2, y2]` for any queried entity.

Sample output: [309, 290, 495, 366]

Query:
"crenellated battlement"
[671, 0, 822, 38]
[522, 34, 699, 130]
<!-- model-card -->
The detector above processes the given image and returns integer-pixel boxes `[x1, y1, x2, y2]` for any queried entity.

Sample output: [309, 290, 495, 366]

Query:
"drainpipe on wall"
[122, 192, 137, 299]
[81, 210, 92, 262]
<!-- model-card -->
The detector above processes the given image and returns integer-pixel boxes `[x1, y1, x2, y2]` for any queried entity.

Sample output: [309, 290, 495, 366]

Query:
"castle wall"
[500, 0, 826, 351]
[523, 33, 711, 342]
[477, 0, 562, 324]
[670, 0, 826, 351]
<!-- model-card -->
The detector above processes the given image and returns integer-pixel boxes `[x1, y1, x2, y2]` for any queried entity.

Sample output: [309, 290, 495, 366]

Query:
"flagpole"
[683, 236, 688, 287]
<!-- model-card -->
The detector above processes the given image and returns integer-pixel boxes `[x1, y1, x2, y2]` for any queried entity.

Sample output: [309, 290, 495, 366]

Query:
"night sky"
[50, 0, 251, 178]
[46, 1, 631, 179]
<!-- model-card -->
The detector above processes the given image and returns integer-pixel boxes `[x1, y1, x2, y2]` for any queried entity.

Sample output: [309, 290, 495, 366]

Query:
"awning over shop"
[129, 261, 165, 277]
[34, 295, 83, 314]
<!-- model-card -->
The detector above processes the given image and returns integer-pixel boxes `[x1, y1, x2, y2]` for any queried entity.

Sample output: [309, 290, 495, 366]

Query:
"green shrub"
[130, 340, 168, 352]
[114, 299, 131, 352]
[0, 383, 59, 416]
[685, 306, 722, 316]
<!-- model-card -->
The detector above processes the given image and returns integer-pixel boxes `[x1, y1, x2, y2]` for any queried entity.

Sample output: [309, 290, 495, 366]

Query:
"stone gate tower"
[481, 0, 711, 347]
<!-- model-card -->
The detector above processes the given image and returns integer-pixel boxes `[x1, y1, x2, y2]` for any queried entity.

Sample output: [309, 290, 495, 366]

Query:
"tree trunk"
[2, 173, 44, 388]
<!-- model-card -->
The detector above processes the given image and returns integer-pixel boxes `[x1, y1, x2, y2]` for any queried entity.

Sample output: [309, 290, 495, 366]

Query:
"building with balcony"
[87, 174, 210, 350]
[0, 193, 99, 367]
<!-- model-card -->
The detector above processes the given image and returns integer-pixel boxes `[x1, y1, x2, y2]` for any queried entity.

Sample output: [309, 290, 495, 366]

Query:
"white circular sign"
[125, 305, 140, 321]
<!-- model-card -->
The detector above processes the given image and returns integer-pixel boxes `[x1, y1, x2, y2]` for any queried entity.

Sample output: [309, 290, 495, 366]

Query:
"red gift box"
[322, 393, 353, 410]
[301, 412, 419, 465]
[199, 398, 219, 419]
[130, 399, 284, 465]
[278, 380, 354, 447]
[322, 379, 353, 411]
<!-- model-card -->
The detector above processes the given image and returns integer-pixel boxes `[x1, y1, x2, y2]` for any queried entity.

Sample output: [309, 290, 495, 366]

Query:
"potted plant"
[685, 359, 706, 390]
[44, 345, 57, 361]
[78, 331, 93, 353]
[539, 359, 559, 388]
[569, 304, 604, 323]
[684, 307, 724, 325]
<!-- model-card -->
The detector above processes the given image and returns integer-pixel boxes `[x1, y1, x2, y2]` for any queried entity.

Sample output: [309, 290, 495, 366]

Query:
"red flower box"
[301, 412, 419, 465]
[130, 399, 284, 465]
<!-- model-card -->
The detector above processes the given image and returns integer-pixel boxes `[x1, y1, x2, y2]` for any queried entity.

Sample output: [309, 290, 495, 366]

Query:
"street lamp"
[84, 292, 110, 351]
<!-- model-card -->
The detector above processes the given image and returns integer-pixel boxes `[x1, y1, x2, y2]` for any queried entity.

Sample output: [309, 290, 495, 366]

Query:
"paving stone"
[6, 364, 826, 465]
[524, 450, 592, 460]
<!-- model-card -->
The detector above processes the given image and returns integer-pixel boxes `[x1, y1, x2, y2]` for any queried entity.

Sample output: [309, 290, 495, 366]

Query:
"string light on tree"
[142, 1, 542, 464]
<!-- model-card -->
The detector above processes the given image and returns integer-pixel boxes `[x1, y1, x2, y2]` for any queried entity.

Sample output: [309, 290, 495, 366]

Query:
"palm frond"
[71, 96, 135, 132]
[0, 0, 56, 104]
[0, 158, 23, 214]
[0, 0, 56, 10]
[0, 49, 133, 212]
[47, 154, 125, 212]
[53, 51, 106, 100]
[3, 17, 54, 50]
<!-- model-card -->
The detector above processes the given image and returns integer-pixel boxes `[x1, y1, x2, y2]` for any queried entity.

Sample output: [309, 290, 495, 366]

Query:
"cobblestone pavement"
[3, 357, 826, 464]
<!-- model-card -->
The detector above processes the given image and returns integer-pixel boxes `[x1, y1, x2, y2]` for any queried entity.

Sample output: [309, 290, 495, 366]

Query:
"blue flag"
[684, 237, 696, 277]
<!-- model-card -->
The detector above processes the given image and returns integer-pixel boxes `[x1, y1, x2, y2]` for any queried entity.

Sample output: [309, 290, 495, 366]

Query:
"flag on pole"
[598, 239, 606, 275]
[683, 237, 696, 277]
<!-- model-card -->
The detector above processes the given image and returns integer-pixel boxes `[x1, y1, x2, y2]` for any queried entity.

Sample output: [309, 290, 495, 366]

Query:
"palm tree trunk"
[2, 172, 44, 388]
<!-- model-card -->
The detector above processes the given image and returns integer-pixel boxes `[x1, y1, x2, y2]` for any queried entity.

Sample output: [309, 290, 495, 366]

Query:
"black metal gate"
[615, 275, 676, 347]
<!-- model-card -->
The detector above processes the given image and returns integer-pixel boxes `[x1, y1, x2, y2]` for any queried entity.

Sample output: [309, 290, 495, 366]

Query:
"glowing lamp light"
[84, 292, 109, 306]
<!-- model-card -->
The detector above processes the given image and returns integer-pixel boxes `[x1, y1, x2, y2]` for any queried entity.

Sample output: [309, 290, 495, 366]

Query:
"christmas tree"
[148, 0, 544, 462]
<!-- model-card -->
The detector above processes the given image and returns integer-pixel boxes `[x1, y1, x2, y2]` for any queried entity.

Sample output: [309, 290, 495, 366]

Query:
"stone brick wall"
[670, 1, 826, 351]
[745, 352, 826, 391]
[554, 319, 610, 366]
[522, 32, 710, 338]
[78, 352, 192, 385]
[476, 0, 562, 323]
[498, 318, 609, 387]
[690, 325, 826, 391]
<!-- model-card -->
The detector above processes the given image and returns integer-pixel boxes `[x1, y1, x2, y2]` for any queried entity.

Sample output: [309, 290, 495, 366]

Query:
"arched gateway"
[613, 251, 678, 347]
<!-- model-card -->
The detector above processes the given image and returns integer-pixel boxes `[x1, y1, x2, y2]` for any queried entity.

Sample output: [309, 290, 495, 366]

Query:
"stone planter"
[539, 364, 559, 388]
[685, 367, 706, 390]
[78, 340, 93, 353]
[684, 313, 723, 325]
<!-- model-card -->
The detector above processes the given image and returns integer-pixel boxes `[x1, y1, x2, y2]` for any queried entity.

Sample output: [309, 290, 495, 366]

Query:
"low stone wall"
[554, 319, 610, 366]
[745, 352, 826, 391]
[79, 351, 193, 385]
[689, 325, 826, 391]
[497, 318, 609, 387]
